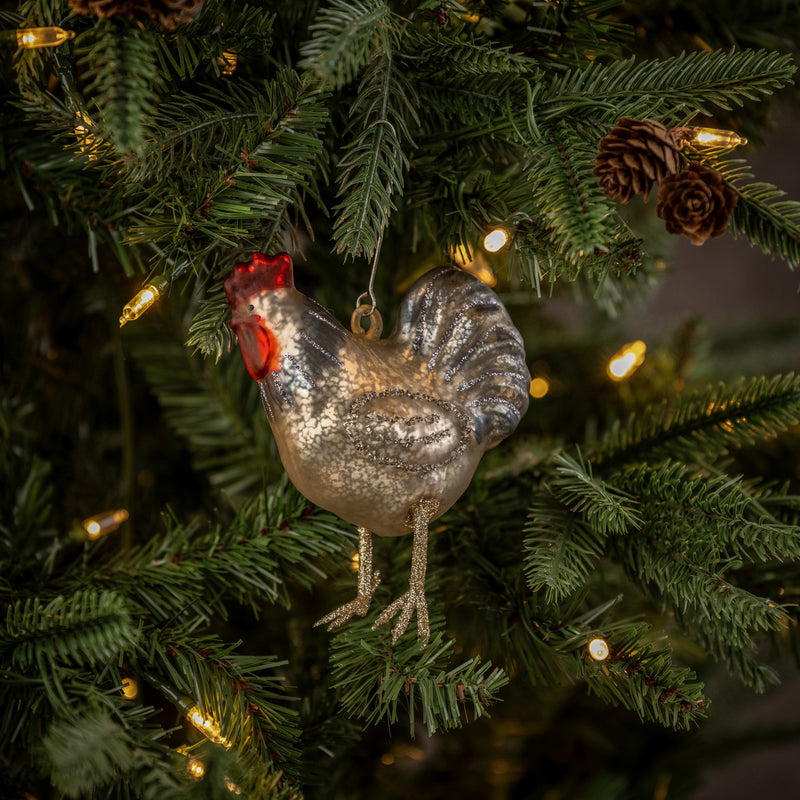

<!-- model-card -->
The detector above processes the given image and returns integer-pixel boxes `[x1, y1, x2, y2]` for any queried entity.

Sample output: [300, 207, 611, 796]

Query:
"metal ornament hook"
[352, 118, 398, 331]
[351, 304, 383, 338]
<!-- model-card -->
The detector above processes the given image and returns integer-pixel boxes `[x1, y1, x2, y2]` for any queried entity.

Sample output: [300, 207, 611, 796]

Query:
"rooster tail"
[391, 267, 530, 446]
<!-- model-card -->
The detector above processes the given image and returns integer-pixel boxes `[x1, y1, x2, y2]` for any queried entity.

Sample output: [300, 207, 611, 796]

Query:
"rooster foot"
[314, 571, 381, 630]
[314, 527, 380, 631]
[373, 588, 429, 647]
[372, 497, 438, 648]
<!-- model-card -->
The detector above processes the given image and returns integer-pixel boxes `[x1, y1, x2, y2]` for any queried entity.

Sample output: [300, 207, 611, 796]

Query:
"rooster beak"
[230, 310, 279, 381]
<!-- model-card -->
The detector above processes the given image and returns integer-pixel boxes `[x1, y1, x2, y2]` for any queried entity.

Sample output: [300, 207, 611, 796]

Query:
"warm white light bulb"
[588, 638, 610, 661]
[483, 228, 509, 253]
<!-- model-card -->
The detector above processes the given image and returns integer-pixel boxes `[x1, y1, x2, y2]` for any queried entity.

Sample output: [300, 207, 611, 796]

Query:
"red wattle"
[232, 318, 280, 381]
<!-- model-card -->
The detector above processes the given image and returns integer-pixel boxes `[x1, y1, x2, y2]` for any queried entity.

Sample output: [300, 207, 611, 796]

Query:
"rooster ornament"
[225, 253, 530, 645]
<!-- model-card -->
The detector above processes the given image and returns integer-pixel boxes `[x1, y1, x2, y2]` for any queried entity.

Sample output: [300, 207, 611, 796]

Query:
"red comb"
[224, 252, 294, 307]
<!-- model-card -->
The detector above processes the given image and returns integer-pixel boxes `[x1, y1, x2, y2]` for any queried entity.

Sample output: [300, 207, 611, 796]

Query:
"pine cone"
[656, 163, 737, 246]
[68, 0, 202, 29]
[593, 117, 682, 203]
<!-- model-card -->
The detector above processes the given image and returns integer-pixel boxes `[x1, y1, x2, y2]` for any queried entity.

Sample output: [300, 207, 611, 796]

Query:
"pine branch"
[532, 49, 796, 123]
[129, 334, 277, 500]
[80, 485, 352, 622]
[43, 712, 137, 797]
[524, 500, 605, 604]
[78, 20, 162, 156]
[550, 451, 642, 536]
[1, 590, 134, 670]
[329, 614, 507, 736]
[185, 283, 235, 361]
[711, 160, 800, 269]
[593, 374, 800, 467]
[331, 36, 418, 260]
[298, 0, 391, 90]
[525, 121, 617, 261]
[613, 462, 800, 565]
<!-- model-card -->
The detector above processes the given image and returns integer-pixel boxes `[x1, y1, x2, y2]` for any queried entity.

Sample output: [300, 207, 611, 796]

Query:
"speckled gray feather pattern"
[243, 266, 530, 537]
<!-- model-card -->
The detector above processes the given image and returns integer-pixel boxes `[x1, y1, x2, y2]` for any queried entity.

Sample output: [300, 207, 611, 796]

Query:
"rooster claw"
[373, 589, 430, 648]
[314, 572, 381, 631]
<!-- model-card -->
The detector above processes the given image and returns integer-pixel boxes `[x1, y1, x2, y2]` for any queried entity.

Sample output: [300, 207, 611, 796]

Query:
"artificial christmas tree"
[2, 1, 800, 798]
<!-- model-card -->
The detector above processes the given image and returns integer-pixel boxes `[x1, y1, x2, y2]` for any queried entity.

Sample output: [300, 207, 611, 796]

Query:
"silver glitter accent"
[300, 329, 344, 366]
[345, 389, 471, 473]
[314, 527, 381, 630]
[457, 371, 527, 393]
[304, 306, 343, 333]
[271, 374, 290, 407]
[363, 412, 439, 426]
[444, 325, 520, 382]
[427, 300, 499, 371]
[468, 396, 522, 419]
[411, 280, 436, 353]
[283, 353, 317, 388]
[373, 498, 438, 645]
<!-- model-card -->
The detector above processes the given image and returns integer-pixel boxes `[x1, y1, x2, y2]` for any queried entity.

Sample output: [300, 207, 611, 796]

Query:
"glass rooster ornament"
[225, 253, 530, 645]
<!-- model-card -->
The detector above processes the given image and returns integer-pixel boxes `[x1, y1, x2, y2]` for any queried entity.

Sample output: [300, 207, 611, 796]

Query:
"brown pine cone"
[593, 117, 682, 203]
[68, 0, 202, 29]
[656, 163, 738, 246]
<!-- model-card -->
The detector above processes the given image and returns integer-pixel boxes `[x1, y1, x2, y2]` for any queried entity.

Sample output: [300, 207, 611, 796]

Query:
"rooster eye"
[248, 304, 255, 311]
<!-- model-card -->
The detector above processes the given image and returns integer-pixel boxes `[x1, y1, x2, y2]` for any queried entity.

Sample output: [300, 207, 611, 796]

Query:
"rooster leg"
[373, 498, 439, 648]
[314, 528, 381, 631]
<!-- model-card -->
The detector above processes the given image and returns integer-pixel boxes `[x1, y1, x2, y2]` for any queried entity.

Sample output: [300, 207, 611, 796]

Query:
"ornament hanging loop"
[351, 304, 383, 339]
[352, 118, 397, 336]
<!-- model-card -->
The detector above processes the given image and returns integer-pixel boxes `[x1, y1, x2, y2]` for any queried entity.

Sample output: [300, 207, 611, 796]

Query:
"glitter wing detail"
[390, 266, 531, 446]
[344, 389, 472, 474]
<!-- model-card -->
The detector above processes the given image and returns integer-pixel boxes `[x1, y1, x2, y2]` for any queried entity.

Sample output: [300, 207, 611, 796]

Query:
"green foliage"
[532, 49, 796, 123]
[298, 0, 392, 90]
[331, 27, 418, 260]
[5, 0, 800, 795]
[2, 590, 134, 669]
[329, 614, 508, 736]
[77, 20, 163, 156]
[593, 373, 800, 467]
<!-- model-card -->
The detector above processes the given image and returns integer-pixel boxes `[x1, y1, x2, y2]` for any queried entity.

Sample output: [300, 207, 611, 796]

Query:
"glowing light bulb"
[607, 340, 646, 381]
[187, 757, 205, 779]
[350, 550, 360, 573]
[682, 126, 747, 150]
[218, 50, 238, 75]
[588, 638, 610, 661]
[483, 228, 509, 253]
[187, 706, 228, 747]
[119, 276, 167, 327]
[16, 27, 75, 49]
[121, 677, 139, 700]
[81, 509, 129, 540]
[529, 377, 550, 399]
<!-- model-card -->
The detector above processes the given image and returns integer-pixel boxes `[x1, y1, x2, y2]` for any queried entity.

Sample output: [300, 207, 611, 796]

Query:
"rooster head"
[224, 252, 294, 381]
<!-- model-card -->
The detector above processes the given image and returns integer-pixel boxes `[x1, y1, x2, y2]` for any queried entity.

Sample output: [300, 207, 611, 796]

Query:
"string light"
[224, 777, 242, 795]
[187, 706, 229, 747]
[529, 377, 550, 399]
[483, 228, 509, 253]
[680, 126, 747, 150]
[80, 509, 129, 540]
[218, 50, 238, 75]
[350, 550, 360, 572]
[15, 27, 75, 49]
[121, 677, 139, 700]
[74, 111, 101, 161]
[607, 340, 646, 381]
[588, 638, 610, 661]
[119, 276, 167, 327]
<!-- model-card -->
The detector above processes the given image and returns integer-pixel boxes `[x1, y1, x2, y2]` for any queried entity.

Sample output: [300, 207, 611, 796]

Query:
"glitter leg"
[314, 528, 380, 630]
[373, 498, 438, 647]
